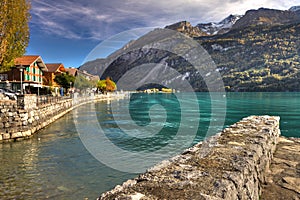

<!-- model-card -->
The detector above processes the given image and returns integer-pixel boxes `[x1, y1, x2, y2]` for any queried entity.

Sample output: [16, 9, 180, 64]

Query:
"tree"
[74, 75, 97, 90]
[97, 77, 117, 93]
[54, 72, 75, 89]
[105, 77, 117, 92]
[0, 0, 31, 72]
[97, 79, 107, 93]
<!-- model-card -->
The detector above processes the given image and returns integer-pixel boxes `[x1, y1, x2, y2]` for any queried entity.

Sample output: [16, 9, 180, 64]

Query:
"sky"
[26, 0, 300, 68]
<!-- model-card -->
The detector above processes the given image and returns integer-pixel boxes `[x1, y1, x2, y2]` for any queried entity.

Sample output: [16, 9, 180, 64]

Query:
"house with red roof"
[0, 55, 48, 92]
[44, 63, 66, 87]
[65, 67, 78, 77]
[0, 55, 99, 95]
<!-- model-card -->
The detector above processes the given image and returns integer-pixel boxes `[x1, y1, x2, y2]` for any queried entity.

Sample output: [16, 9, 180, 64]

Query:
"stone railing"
[100, 115, 280, 200]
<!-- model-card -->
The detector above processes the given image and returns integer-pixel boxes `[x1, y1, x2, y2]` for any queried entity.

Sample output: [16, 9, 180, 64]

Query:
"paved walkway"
[261, 137, 300, 199]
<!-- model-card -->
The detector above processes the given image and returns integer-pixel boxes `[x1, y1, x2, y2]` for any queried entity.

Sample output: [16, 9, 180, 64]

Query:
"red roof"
[45, 63, 66, 73]
[65, 68, 78, 76]
[14, 55, 48, 71]
[15, 55, 40, 66]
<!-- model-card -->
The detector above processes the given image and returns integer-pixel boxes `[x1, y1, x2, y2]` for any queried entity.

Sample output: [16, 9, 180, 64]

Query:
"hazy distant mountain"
[80, 6, 300, 92]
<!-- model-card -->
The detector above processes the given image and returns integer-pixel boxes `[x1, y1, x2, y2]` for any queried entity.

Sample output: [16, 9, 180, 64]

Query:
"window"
[0, 74, 8, 81]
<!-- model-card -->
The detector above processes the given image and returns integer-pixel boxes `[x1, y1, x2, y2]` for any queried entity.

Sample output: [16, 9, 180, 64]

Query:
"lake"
[0, 92, 299, 199]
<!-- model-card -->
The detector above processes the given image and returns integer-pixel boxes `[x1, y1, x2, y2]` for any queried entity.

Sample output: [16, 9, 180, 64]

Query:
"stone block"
[18, 109, 27, 114]
[14, 117, 21, 121]
[1, 109, 7, 113]
[10, 122, 19, 127]
[31, 127, 37, 133]
[22, 130, 32, 137]
[2, 133, 10, 140]
[21, 114, 29, 121]
[28, 118, 33, 124]
[11, 132, 23, 139]
[16, 137, 25, 141]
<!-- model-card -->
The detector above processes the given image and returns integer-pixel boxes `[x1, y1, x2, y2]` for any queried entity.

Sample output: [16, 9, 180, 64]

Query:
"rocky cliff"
[232, 8, 300, 29]
[197, 14, 243, 35]
[165, 21, 208, 37]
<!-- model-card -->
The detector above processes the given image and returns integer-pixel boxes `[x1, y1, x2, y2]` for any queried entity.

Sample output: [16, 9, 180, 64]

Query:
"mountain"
[80, 6, 300, 92]
[199, 22, 300, 91]
[197, 14, 243, 35]
[289, 6, 300, 12]
[197, 7, 300, 35]
[81, 28, 217, 92]
[165, 21, 208, 37]
[232, 8, 300, 29]
[80, 39, 137, 77]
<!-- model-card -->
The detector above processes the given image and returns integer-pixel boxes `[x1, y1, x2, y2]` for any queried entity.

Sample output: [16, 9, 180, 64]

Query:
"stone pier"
[100, 115, 292, 200]
[261, 137, 300, 199]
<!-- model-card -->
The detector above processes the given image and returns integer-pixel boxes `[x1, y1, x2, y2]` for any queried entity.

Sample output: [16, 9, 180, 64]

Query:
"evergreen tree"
[0, 0, 31, 72]
[74, 75, 97, 90]
[54, 72, 75, 89]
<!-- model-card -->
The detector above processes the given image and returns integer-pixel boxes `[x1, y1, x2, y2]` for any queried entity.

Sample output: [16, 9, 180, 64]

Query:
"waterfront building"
[0, 55, 48, 93]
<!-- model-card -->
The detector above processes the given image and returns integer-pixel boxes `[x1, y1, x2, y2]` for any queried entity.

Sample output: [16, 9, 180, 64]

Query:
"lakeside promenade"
[0, 92, 128, 142]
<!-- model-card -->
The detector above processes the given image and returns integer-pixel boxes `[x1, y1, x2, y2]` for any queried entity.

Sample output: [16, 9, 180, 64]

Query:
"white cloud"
[30, 0, 300, 41]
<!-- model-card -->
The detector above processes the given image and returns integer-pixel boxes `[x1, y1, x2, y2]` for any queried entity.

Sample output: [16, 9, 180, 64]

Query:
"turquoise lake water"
[0, 92, 299, 199]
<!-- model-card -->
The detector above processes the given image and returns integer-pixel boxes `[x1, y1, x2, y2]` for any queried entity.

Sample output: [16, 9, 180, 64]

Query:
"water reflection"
[0, 92, 299, 199]
[0, 112, 134, 199]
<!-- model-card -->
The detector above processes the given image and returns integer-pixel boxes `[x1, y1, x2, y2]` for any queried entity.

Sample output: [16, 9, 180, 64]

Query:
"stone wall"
[100, 115, 281, 200]
[0, 96, 73, 142]
[0, 93, 10, 101]
[261, 136, 300, 199]
[0, 93, 126, 142]
[17, 94, 37, 110]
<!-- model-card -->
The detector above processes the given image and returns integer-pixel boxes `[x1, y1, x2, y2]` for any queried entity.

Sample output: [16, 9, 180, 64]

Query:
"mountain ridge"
[196, 14, 243, 35]
[232, 7, 300, 30]
[80, 6, 300, 92]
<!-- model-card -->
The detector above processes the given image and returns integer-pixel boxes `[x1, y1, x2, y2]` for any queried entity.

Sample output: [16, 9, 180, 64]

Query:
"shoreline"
[0, 93, 128, 143]
[99, 116, 300, 200]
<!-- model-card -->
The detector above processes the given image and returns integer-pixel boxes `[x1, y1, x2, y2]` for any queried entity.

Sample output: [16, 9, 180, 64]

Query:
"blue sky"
[26, 0, 300, 68]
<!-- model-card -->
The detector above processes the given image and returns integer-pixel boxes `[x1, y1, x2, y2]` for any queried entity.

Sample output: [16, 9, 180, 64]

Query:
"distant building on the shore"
[44, 63, 66, 87]
[66, 67, 99, 81]
[65, 67, 78, 77]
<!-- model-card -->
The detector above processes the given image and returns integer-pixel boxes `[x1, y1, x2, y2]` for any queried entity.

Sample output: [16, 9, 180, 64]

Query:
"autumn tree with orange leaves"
[97, 77, 117, 93]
